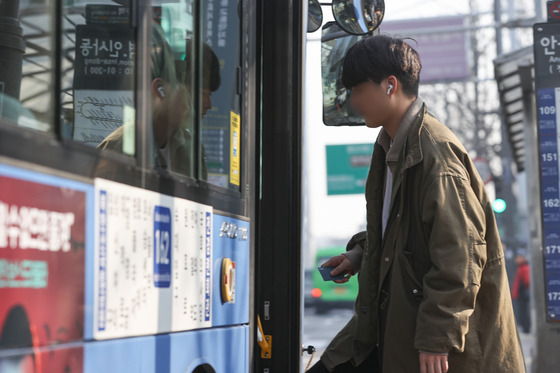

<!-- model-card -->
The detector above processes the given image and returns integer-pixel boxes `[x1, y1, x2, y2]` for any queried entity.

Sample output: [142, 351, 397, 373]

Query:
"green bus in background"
[309, 247, 359, 313]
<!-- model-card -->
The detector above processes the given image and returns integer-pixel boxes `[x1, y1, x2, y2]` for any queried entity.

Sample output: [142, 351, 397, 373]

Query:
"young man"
[309, 35, 525, 373]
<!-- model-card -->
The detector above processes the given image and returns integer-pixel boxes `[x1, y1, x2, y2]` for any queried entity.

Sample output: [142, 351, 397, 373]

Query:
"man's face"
[202, 89, 213, 117]
[164, 83, 190, 134]
[349, 80, 390, 128]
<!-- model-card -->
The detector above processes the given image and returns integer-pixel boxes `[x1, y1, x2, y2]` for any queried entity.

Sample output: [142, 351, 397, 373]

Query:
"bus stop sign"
[534, 23, 560, 322]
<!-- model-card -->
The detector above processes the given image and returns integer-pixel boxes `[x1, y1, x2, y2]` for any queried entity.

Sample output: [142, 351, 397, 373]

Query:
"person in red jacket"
[512, 251, 531, 333]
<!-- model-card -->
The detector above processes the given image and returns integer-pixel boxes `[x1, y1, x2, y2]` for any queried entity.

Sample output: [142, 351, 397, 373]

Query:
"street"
[302, 306, 535, 372]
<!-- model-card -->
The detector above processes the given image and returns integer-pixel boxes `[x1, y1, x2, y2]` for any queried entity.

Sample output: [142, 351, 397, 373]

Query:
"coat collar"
[369, 102, 429, 217]
[377, 97, 425, 173]
[399, 103, 427, 171]
[384, 103, 428, 220]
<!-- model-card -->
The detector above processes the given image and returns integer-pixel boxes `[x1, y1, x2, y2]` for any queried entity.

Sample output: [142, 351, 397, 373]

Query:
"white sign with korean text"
[93, 179, 212, 340]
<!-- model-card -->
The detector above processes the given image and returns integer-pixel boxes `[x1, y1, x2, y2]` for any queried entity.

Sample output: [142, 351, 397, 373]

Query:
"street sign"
[326, 143, 373, 195]
[534, 23, 560, 322]
[381, 16, 469, 83]
[548, 1, 560, 23]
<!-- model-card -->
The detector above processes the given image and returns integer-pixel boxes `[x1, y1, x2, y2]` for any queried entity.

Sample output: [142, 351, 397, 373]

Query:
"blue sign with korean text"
[153, 206, 172, 288]
[536, 87, 560, 321]
[205, 211, 212, 321]
[535, 22, 560, 321]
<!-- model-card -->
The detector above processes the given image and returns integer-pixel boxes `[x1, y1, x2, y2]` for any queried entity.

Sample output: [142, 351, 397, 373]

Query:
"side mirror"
[321, 21, 374, 126]
[307, 0, 323, 33]
[332, 0, 384, 35]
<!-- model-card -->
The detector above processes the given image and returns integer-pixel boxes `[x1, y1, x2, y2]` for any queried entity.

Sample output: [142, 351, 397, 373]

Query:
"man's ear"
[152, 78, 165, 98]
[386, 75, 398, 95]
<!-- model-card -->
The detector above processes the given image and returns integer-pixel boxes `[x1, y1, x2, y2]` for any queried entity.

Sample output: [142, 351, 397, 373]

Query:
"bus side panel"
[83, 326, 248, 373]
[212, 214, 250, 326]
[84, 335, 156, 373]
[168, 326, 249, 372]
[0, 344, 84, 373]
[89, 179, 214, 340]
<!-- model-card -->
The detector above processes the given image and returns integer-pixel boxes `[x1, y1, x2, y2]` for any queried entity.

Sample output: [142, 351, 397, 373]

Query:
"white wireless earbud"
[157, 86, 166, 98]
[386, 84, 393, 95]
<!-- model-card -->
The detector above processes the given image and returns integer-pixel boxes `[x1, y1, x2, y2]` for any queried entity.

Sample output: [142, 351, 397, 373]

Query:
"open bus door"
[254, 1, 383, 371]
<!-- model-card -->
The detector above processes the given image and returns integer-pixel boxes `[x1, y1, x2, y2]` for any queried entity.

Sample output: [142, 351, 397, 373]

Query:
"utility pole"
[508, 0, 519, 50]
[469, 0, 485, 157]
[535, 0, 544, 21]
[495, 0, 503, 55]
[492, 0, 520, 253]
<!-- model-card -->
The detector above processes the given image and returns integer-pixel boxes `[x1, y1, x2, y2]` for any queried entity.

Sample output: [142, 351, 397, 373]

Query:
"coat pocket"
[470, 243, 486, 286]
[401, 249, 425, 304]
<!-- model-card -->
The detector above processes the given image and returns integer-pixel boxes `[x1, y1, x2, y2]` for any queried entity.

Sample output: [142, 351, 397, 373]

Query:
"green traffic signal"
[492, 198, 507, 213]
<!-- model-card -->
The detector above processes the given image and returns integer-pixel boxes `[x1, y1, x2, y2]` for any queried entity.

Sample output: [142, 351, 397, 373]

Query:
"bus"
[309, 247, 359, 314]
[0, 0, 383, 372]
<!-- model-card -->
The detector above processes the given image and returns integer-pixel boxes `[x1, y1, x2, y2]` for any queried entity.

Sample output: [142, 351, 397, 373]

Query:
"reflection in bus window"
[185, 40, 221, 180]
[61, 1, 136, 155]
[0, 0, 53, 132]
[148, 3, 198, 178]
[99, 20, 187, 168]
[201, 1, 241, 190]
[148, 1, 240, 186]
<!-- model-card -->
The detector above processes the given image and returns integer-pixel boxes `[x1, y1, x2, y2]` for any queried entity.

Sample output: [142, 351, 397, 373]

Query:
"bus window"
[0, 0, 53, 132]
[200, 1, 241, 190]
[149, 2, 197, 178]
[149, 1, 241, 187]
[61, 1, 137, 156]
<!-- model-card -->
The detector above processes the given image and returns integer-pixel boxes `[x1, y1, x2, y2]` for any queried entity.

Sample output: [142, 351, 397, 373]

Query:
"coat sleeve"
[414, 173, 488, 354]
[341, 231, 366, 272]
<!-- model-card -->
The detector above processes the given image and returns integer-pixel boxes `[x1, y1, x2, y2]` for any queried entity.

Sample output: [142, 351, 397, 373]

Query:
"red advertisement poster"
[0, 174, 86, 373]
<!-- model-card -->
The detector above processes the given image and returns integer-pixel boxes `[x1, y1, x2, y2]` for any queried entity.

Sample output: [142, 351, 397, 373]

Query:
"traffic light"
[492, 198, 507, 213]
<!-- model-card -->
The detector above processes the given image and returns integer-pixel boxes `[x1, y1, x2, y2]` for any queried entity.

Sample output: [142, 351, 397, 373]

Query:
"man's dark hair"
[342, 35, 422, 97]
[184, 40, 221, 92]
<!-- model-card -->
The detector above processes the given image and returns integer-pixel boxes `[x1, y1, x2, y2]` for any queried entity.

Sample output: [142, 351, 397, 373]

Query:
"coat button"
[412, 289, 418, 294]
[362, 306, 368, 313]
[384, 257, 390, 262]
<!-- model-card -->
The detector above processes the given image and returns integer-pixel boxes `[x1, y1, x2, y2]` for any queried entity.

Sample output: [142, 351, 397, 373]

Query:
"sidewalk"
[520, 332, 535, 372]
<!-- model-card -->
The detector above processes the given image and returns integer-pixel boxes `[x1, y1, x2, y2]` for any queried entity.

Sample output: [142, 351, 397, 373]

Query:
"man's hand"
[419, 352, 448, 373]
[321, 255, 355, 283]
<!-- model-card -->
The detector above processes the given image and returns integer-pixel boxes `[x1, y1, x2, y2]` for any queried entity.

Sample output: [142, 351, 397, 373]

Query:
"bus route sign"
[534, 23, 560, 322]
